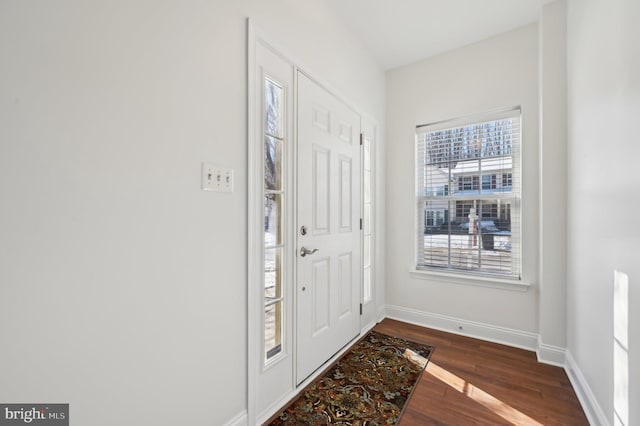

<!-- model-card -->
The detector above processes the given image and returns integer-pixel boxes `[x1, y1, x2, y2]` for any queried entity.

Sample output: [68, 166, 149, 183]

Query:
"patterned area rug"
[267, 330, 434, 425]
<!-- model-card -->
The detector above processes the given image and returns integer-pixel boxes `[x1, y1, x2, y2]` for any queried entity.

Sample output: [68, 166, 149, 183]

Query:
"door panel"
[296, 72, 361, 384]
[339, 156, 353, 232]
[312, 257, 330, 334]
[338, 253, 353, 318]
[312, 145, 330, 235]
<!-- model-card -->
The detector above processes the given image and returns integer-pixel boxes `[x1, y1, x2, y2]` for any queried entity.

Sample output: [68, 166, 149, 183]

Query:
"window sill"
[409, 268, 531, 292]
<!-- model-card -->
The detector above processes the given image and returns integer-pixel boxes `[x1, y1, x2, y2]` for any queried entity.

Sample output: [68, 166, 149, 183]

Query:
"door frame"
[247, 20, 376, 425]
[248, 22, 297, 424]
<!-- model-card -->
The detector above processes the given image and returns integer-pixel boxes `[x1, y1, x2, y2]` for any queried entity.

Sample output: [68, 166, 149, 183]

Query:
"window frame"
[415, 107, 522, 281]
[262, 74, 287, 367]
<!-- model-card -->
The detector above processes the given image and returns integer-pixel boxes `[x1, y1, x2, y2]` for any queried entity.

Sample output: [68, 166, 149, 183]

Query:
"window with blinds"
[416, 107, 521, 279]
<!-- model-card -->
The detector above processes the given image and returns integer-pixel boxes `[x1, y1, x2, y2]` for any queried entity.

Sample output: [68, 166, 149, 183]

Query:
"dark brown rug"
[267, 330, 434, 425]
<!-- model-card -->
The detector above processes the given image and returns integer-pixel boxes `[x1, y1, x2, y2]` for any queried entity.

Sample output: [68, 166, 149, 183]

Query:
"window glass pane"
[363, 133, 374, 305]
[417, 110, 520, 278]
[263, 76, 285, 365]
[265, 136, 282, 191]
[501, 173, 513, 190]
[265, 302, 282, 360]
[264, 193, 281, 247]
[421, 200, 450, 268]
[265, 79, 283, 138]
[424, 165, 449, 197]
[264, 248, 282, 301]
[364, 138, 371, 171]
[364, 170, 371, 203]
[420, 198, 517, 276]
[363, 267, 372, 302]
[364, 203, 371, 235]
[482, 175, 492, 190]
[364, 235, 371, 268]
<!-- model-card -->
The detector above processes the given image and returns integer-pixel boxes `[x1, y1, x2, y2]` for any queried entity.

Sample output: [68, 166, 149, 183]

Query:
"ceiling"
[326, 0, 552, 70]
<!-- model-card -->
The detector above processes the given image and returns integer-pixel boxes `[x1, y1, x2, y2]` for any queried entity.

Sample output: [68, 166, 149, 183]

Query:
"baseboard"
[385, 304, 538, 351]
[565, 350, 609, 426]
[223, 410, 248, 426]
[536, 336, 566, 367]
[257, 389, 299, 425]
[361, 319, 377, 335]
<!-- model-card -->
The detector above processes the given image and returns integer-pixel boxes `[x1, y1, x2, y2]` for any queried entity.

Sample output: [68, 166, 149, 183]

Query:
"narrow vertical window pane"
[265, 79, 283, 138]
[421, 200, 450, 268]
[265, 136, 282, 190]
[264, 248, 282, 301]
[364, 170, 371, 203]
[363, 268, 371, 301]
[364, 203, 371, 235]
[263, 75, 285, 364]
[265, 302, 282, 360]
[364, 139, 371, 171]
[264, 194, 281, 247]
[363, 134, 373, 303]
[363, 235, 371, 268]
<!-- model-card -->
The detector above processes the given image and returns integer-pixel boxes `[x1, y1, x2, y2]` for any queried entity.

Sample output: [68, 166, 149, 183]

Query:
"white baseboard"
[361, 319, 377, 335]
[536, 336, 566, 367]
[257, 389, 299, 425]
[565, 350, 609, 426]
[223, 410, 247, 426]
[385, 304, 538, 351]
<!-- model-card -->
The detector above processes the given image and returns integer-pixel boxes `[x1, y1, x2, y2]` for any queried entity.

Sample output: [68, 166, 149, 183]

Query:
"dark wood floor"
[375, 319, 589, 425]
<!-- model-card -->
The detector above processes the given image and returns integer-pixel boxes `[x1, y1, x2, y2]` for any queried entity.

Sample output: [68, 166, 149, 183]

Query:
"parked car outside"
[458, 220, 499, 233]
[424, 221, 461, 234]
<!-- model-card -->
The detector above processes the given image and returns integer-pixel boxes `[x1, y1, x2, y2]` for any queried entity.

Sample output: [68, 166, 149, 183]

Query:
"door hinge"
[360, 133, 364, 146]
[360, 218, 363, 230]
[360, 303, 363, 315]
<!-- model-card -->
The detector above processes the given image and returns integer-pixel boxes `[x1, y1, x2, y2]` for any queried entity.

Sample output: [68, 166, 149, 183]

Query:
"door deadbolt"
[300, 225, 307, 236]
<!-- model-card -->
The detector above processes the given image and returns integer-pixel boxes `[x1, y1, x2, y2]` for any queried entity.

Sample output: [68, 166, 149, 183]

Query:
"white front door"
[296, 72, 361, 384]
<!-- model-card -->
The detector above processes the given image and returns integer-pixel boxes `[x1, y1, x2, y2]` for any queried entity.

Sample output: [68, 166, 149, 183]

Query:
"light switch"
[202, 163, 234, 193]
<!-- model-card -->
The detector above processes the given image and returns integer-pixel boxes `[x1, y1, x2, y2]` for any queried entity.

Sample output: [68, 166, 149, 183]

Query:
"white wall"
[385, 25, 540, 336]
[566, 0, 640, 424]
[0, 1, 385, 425]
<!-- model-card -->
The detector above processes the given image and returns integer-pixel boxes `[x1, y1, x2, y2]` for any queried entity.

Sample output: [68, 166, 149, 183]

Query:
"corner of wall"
[564, 351, 610, 426]
[537, 0, 569, 357]
[536, 335, 566, 367]
[377, 304, 387, 323]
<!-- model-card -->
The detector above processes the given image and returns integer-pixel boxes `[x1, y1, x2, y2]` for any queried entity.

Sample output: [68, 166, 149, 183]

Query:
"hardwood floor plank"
[375, 319, 589, 425]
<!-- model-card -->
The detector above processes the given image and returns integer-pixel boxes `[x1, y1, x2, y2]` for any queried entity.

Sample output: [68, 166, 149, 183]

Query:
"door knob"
[300, 247, 319, 257]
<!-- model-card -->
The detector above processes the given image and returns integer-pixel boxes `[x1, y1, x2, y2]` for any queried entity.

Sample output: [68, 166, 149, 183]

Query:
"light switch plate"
[202, 163, 234, 192]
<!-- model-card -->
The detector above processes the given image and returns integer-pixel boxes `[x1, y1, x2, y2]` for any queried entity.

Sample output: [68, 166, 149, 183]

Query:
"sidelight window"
[264, 77, 285, 361]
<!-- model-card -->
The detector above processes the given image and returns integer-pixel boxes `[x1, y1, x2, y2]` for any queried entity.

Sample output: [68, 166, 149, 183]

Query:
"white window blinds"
[416, 107, 521, 279]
